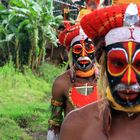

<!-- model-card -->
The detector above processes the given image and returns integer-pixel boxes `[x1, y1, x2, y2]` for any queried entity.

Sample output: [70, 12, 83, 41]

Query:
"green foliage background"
[0, 61, 64, 139]
[0, 0, 66, 139]
[0, 0, 62, 69]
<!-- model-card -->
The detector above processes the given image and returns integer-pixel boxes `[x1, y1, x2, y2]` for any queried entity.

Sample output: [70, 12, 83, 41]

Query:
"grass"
[0, 118, 31, 140]
[37, 63, 66, 83]
[0, 62, 65, 139]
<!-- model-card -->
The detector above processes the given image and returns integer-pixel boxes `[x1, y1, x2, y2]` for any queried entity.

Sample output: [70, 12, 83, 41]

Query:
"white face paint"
[47, 130, 59, 140]
[70, 27, 88, 47]
[105, 27, 140, 46]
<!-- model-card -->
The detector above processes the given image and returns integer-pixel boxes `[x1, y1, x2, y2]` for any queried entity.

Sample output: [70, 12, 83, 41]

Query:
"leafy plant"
[0, 0, 62, 69]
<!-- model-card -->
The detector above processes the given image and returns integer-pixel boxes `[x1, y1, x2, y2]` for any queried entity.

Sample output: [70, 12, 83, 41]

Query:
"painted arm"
[47, 78, 64, 140]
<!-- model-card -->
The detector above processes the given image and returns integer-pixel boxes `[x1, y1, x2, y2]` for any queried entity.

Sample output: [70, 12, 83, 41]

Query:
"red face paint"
[106, 42, 140, 107]
[72, 43, 95, 54]
[107, 42, 140, 84]
[72, 39, 95, 71]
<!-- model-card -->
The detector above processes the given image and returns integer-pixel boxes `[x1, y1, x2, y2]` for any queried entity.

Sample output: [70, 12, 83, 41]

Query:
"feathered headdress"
[58, 24, 88, 50]
[80, 3, 140, 46]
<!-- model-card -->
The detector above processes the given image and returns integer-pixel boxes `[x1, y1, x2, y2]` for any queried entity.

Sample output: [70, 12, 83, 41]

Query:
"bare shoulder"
[62, 99, 102, 125]
[53, 70, 70, 87]
[52, 70, 71, 98]
[60, 99, 105, 140]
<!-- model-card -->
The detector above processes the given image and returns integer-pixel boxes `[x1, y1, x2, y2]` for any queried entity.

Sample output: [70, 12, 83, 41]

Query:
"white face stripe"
[132, 49, 140, 63]
[108, 48, 128, 62]
[70, 27, 89, 47]
[71, 36, 87, 47]
[105, 27, 140, 46]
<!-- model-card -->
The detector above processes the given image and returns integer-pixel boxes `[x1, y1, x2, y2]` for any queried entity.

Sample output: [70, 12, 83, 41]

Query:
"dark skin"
[87, 1, 97, 10]
[60, 41, 140, 139]
[50, 69, 96, 133]
[48, 37, 96, 137]
[60, 99, 140, 140]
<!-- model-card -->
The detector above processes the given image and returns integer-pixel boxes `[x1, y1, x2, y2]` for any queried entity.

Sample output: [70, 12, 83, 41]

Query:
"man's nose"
[121, 66, 137, 85]
[81, 48, 87, 57]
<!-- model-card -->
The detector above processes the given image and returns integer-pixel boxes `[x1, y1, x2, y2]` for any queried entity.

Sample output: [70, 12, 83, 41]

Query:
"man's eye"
[109, 58, 126, 68]
[114, 60, 124, 67]
[85, 44, 94, 52]
[74, 47, 80, 50]
[73, 45, 82, 53]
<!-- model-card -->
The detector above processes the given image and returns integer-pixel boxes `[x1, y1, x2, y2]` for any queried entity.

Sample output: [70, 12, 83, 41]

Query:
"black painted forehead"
[71, 38, 93, 47]
[105, 42, 123, 52]
[105, 42, 140, 52]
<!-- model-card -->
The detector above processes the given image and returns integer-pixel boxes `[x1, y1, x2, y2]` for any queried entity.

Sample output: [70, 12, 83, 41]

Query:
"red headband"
[58, 25, 80, 50]
[59, 24, 88, 51]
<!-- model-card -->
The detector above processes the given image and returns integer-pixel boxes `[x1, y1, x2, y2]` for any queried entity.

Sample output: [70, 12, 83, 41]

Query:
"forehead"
[72, 38, 92, 47]
[106, 42, 140, 53]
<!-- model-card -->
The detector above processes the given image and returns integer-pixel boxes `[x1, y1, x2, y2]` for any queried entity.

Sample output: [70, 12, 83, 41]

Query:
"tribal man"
[76, 0, 101, 22]
[60, 2, 140, 140]
[47, 24, 98, 140]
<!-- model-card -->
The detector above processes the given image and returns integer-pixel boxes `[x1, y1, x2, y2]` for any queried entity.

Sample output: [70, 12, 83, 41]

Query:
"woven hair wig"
[80, 5, 140, 42]
[58, 25, 80, 50]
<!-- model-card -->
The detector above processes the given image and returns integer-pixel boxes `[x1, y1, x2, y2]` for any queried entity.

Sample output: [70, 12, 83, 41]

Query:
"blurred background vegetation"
[0, 0, 73, 139]
[0, 0, 63, 69]
[0, 61, 65, 139]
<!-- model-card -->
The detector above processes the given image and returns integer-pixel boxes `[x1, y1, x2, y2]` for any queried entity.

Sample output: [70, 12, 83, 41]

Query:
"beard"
[111, 83, 140, 107]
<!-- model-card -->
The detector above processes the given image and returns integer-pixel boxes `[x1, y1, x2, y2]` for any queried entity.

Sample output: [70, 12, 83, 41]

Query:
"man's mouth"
[77, 57, 91, 65]
[113, 83, 140, 105]
[118, 91, 139, 101]
[79, 60, 90, 64]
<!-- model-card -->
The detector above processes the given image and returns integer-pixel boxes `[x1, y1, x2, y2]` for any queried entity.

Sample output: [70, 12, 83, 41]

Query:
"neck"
[75, 68, 95, 78]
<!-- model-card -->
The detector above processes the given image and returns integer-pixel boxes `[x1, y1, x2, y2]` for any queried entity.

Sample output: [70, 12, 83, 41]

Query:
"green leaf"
[0, 33, 15, 43]
[54, 15, 63, 21]
[31, 2, 42, 13]
[18, 19, 30, 31]
[0, 0, 60, 68]
[0, 3, 6, 10]
[6, 33, 15, 41]
[10, 6, 30, 14]
[9, 0, 27, 8]
[2, 19, 8, 25]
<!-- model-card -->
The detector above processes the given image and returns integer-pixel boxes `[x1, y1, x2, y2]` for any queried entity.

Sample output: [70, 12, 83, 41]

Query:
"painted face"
[106, 42, 140, 107]
[72, 38, 95, 71]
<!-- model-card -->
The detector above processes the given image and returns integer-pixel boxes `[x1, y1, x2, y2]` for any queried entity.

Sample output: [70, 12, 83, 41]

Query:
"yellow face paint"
[106, 41, 140, 109]
[106, 87, 140, 112]
[76, 68, 95, 78]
